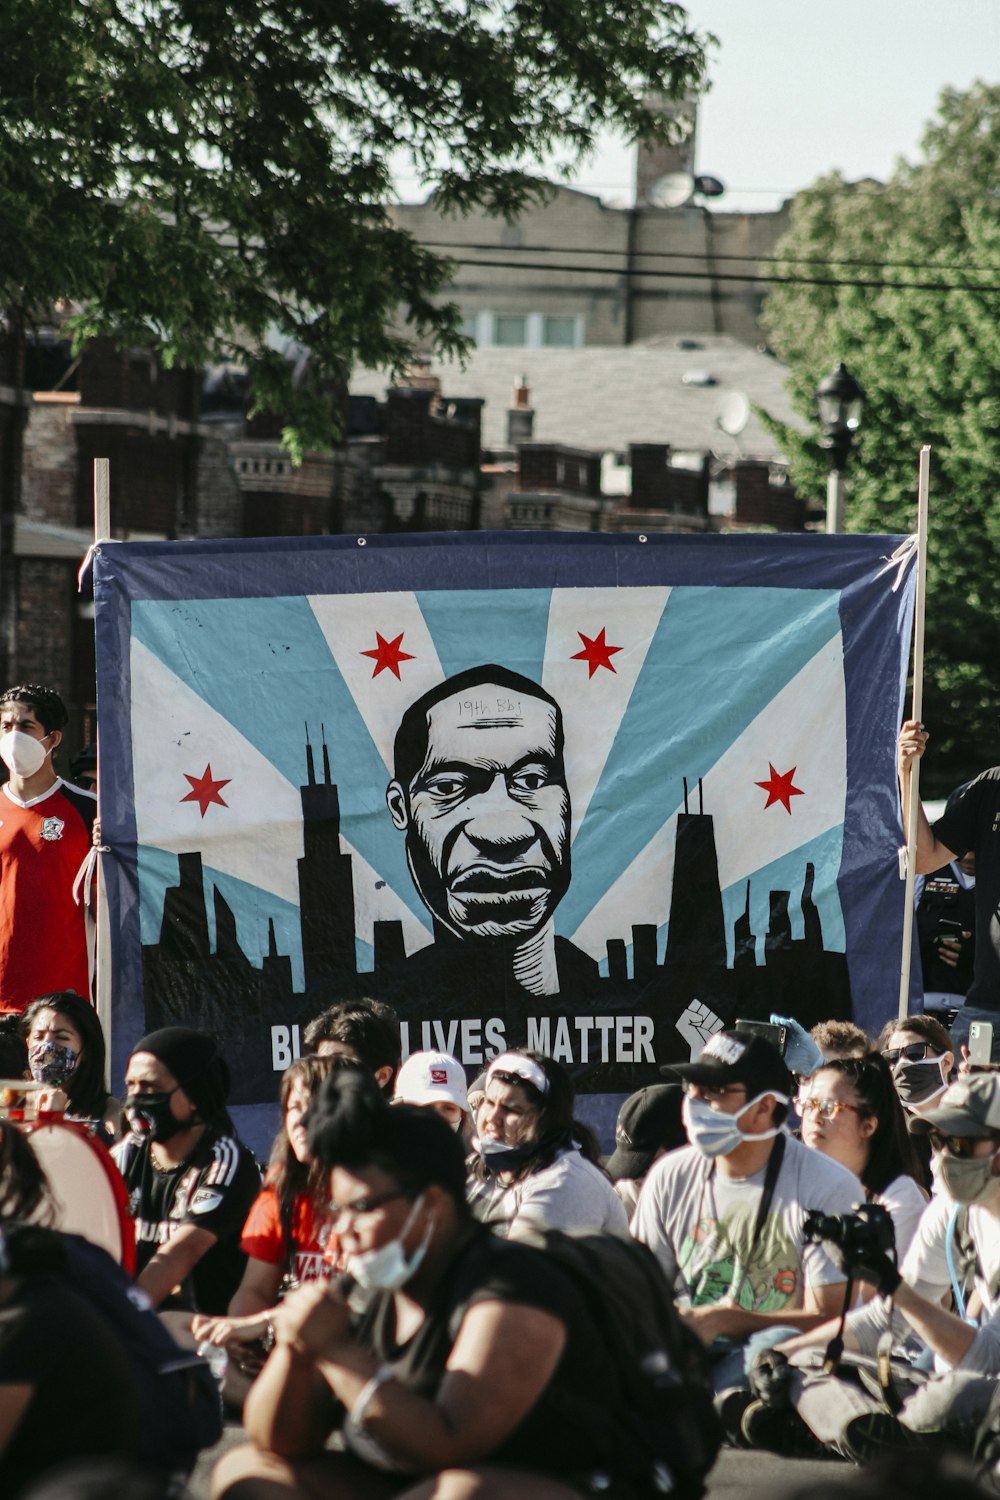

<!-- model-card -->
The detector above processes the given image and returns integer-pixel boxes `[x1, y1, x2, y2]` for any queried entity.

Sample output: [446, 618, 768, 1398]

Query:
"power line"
[416, 239, 1000, 278]
[432, 253, 1000, 296]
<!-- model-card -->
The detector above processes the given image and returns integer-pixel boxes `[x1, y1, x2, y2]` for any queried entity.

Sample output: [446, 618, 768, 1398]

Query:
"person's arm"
[891, 1280, 976, 1368]
[191, 1256, 283, 1345]
[246, 1278, 568, 1470]
[137, 1224, 218, 1308]
[898, 720, 960, 874]
[679, 1278, 849, 1344]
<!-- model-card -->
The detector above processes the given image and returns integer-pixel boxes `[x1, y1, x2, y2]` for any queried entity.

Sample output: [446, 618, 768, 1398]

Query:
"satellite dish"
[694, 174, 726, 199]
[717, 391, 750, 437]
[645, 171, 695, 209]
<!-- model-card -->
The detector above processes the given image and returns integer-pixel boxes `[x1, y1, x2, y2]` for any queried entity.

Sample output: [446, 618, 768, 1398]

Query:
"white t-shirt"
[468, 1145, 629, 1239]
[872, 1173, 928, 1261]
[846, 1190, 1000, 1372]
[631, 1135, 861, 1315]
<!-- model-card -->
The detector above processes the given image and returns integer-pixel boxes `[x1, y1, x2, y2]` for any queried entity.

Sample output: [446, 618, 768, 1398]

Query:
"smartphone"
[735, 1018, 788, 1056]
[969, 1022, 994, 1067]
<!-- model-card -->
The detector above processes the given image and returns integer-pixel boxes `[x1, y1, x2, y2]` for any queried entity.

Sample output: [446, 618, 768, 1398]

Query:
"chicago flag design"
[95, 531, 916, 1149]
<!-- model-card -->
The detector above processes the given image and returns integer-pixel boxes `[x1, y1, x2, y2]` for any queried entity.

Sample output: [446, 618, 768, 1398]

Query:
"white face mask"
[0, 729, 49, 779]
[682, 1091, 787, 1159]
[350, 1195, 432, 1291]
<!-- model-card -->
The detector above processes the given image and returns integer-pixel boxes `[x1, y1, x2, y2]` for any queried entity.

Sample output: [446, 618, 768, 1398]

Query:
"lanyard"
[700, 1133, 787, 1306]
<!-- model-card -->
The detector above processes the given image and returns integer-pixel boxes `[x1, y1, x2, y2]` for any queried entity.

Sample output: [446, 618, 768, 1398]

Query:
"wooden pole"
[897, 445, 931, 1020]
[92, 458, 112, 1040]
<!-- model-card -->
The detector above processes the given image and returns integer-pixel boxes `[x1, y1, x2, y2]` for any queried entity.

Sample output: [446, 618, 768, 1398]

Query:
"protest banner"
[94, 530, 916, 1149]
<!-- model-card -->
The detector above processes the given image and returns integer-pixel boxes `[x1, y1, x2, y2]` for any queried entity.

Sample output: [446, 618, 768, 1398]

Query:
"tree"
[0, 0, 708, 455]
[760, 82, 1000, 796]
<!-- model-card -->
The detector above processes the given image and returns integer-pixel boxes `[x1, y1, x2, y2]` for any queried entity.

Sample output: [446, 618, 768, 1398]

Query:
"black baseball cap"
[605, 1084, 685, 1181]
[661, 1029, 794, 1098]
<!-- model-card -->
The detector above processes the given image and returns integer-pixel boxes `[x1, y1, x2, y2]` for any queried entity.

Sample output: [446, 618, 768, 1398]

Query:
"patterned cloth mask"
[28, 1040, 79, 1089]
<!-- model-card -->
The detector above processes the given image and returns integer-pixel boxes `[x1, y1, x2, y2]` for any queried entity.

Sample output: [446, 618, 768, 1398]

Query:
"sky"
[394, 1, 1000, 213]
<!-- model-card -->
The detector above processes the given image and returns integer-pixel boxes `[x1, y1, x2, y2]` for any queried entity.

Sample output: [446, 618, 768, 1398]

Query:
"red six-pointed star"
[755, 764, 804, 814]
[181, 764, 231, 818]
[361, 631, 416, 680]
[571, 627, 623, 678]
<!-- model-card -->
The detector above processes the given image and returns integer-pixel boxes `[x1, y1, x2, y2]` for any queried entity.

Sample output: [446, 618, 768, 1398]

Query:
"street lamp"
[816, 361, 864, 533]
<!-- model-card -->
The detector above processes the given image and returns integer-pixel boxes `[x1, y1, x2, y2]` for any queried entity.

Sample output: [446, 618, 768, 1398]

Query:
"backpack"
[60, 1233, 223, 1474]
[524, 1229, 722, 1498]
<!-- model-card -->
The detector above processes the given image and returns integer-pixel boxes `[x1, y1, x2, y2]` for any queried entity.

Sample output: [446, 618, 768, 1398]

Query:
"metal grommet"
[638, 534, 648, 543]
[357, 537, 367, 547]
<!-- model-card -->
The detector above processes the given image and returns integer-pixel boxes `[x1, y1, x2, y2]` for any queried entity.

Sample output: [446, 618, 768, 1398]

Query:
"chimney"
[636, 92, 699, 206]
[506, 374, 534, 446]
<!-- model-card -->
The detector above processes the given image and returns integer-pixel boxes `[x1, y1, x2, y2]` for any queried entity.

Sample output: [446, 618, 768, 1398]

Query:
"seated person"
[21, 990, 122, 1139]
[192, 1054, 336, 1394]
[746, 1072, 1000, 1461]
[392, 1049, 471, 1138]
[213, 1068, 668, 1500]
[605, 1084, 685, 1217]
[303, 997, 400, 1092]
[799, 1055, 928, 1251]
[113, 1027, 261, 1316]
[631, 1030, 860, 1396]
[0, 1120, 220, 1488]
[466, 1050, 628, 1238]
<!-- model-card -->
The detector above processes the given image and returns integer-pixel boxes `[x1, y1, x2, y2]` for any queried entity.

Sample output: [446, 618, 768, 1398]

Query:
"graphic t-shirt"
[240, 1185, 333, 1285]
[113, 1128, 261, 1313]
[631, 1136, 860, 1313]
[0, 779, 96, 1010]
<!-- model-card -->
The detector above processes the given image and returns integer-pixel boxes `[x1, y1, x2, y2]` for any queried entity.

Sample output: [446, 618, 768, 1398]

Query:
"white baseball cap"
[393, 1050, 469, 1115]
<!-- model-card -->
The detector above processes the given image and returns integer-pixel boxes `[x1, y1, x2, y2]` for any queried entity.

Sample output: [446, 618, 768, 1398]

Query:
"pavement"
[187, 1428, 843, 1500]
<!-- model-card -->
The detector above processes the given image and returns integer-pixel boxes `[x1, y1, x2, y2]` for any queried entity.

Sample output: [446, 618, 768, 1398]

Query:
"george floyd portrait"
[382, 664, 598, 1004]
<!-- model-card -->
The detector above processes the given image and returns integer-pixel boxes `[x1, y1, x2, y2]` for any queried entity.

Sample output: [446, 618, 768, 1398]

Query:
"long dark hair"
[816, 1054, 926, 1194]
[21, 991, 110, 1120]
[470, 1049, 604, 1184]
[267, 1055, 339, 1261]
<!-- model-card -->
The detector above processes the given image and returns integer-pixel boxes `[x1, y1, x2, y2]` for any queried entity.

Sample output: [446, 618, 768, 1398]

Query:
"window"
[494, 314, 528, 347]
[542, 316, 579, 348]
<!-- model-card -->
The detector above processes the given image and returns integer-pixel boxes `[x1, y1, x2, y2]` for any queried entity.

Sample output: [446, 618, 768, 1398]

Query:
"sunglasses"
[926, 1132, 987, 1159]
[882, 1042, 932, 1065]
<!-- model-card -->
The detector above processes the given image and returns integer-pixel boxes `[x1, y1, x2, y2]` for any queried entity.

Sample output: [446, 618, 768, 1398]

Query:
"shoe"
[839, 1411, 924, 1463]
[739, 1399, 830, 1458]
[714, 1388, 755, 1448]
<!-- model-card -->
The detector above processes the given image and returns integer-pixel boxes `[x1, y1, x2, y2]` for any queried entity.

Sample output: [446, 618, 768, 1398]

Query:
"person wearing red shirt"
[0, 684, 96, 1012]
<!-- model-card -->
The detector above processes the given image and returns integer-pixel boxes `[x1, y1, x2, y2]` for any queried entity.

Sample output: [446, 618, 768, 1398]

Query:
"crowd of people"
[3, 688, 1000, 1497]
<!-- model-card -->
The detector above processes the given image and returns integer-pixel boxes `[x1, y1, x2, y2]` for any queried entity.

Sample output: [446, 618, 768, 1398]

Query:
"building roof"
[350, 336, 808, 461]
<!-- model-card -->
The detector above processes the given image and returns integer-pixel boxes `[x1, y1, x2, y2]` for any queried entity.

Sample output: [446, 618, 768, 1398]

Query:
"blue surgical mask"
[681, 1092, 787, 1159]
[350, 1196, 432, 1292]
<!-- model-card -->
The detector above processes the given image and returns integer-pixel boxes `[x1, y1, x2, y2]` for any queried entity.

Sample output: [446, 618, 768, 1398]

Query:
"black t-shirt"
[0, 1275, 138, 1495]
[350, 1227, 620, 1478]
[934, 771, 1000, 1010]
[114, 1128, 261, 1313]
[916, 862, 976, 996]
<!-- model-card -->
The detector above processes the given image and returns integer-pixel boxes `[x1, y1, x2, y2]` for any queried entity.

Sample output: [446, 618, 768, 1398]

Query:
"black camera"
[802, 1203, 896, 1268]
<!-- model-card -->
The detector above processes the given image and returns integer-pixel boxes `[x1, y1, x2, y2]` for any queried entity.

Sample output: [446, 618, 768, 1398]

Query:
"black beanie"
[134, 1027, 230, 1121]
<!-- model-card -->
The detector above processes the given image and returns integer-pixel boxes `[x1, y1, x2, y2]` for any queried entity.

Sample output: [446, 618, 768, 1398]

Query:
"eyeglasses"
[882, 1042, 932, 1065]
[926, 1132, 988, 1159]
[799, 1097, 861, 1121]
[329, 1190, 409, 1225]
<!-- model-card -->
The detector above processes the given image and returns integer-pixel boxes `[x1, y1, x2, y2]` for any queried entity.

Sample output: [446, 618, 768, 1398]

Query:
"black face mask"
[477, 1137, 536, 1176]
[125, 1087, 188, 1143]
